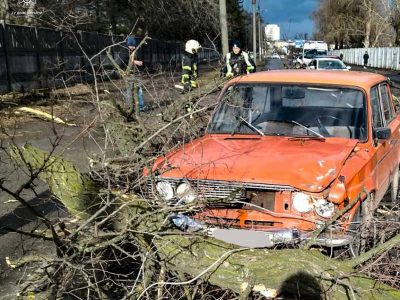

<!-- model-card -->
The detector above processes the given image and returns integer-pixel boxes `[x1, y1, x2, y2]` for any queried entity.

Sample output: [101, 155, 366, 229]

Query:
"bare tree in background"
[313, 0, 394, 48]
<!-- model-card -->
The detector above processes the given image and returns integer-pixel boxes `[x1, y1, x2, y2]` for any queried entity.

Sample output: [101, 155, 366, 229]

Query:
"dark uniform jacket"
[225, 51, 255, 76]
[181, 52, 198, 88]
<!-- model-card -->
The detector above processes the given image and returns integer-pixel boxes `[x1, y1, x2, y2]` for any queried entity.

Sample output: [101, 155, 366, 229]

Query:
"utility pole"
[258, 11, 262, 60]
[252, 0, 257, 62]
[219, 0, 229, 57]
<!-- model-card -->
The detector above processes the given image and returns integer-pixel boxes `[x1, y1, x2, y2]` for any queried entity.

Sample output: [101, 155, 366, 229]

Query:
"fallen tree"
[7, 143, 400, 299]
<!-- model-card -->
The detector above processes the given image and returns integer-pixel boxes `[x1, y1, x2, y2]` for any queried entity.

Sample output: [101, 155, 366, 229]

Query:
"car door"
[381, 83, 400, 179]
[370, 83, 400, 202]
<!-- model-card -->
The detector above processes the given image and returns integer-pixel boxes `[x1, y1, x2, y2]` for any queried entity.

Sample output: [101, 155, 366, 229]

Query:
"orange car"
[146, 70, 400, 249]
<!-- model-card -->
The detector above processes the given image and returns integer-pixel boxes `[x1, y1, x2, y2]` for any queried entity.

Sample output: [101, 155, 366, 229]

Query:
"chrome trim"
[205, 227, 299, 248]
[147, 177, 294, 201]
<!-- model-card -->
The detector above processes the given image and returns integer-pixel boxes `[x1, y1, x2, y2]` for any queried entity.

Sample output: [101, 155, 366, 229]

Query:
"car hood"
[154, 135, 358, 192]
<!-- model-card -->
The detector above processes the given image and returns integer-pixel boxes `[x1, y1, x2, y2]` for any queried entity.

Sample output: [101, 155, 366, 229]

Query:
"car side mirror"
[373, 127, 391, 141]
[346, 66, 351, 70]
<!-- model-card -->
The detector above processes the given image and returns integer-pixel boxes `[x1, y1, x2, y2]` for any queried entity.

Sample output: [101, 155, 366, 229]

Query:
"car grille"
[146, 177, 293, 202]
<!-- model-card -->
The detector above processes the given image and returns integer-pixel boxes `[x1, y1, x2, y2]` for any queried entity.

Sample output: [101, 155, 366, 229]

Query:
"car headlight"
[156, 181, 174, 201]
[176, 182, 196, 203]
[314, 199, 335, 218]
[292, 192, 313, 213]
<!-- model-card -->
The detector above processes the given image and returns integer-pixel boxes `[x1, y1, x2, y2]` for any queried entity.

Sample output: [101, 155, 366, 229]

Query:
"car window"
[318, 60, 346, 69]
[379, 84, 394, 125]
[371, 86, 384, 128]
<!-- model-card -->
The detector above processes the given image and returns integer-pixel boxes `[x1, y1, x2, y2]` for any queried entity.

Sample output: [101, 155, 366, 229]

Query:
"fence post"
[59, 30, 66, 84]
[2, 22, 12, 92]
[34, 27, 42, 88]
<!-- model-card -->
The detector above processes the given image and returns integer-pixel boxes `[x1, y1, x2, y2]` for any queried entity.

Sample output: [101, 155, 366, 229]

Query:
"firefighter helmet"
[185, 40, 201, 54]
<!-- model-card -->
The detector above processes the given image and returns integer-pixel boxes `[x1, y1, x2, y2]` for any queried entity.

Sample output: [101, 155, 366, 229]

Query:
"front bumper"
[207, 227, 353, 248]
[171, 214, 352, 248]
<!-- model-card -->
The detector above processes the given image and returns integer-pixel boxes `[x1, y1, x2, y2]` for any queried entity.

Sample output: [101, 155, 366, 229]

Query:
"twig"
[304, 189, 365, 249]
[136, 247, 248, 300]
[349, 232, 400, 268]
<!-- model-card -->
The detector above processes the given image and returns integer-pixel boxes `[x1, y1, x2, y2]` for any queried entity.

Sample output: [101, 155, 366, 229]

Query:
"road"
[0, 101, 102, 297]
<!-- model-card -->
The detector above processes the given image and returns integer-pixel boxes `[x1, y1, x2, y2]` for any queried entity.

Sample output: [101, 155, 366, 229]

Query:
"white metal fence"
[331, 48, 400, 70]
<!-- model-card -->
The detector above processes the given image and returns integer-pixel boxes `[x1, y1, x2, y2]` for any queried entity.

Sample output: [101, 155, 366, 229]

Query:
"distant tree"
[0, 0, 9, 23]
[313, 0, 393, 48]
[389, 0, 400, 45]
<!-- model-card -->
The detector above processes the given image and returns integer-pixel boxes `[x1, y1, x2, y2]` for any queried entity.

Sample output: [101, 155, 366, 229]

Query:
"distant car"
[272, 53, 280, 59]
[309, 58, 350, 71]
[145, 70, 400, 251]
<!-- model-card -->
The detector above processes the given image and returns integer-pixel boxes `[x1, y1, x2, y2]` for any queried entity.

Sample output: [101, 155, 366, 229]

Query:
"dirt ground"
[0, 63, 398, 298]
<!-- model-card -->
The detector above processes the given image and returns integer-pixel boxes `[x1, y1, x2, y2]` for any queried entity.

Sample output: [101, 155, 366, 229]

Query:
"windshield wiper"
[288, 136, 326, 142]
[231, 116, 264, 136]
[290, 120, 324, 138]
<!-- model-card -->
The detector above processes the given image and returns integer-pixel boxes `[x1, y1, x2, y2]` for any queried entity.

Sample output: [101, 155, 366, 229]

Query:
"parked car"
[309, 57, 350, 71]
[145, 70, 400, 251]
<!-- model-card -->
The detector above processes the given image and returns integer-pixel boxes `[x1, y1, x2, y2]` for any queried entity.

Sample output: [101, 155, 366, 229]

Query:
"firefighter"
[224, 40, 255, 77]
[181, 39, 201, 92]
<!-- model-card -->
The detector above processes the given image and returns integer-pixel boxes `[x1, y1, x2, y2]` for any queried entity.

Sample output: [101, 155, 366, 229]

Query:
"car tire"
[390, 165, 399, 204]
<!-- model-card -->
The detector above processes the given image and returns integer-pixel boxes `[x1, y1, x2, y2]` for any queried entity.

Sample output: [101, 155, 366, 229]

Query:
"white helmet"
[185, 40, 201, 54]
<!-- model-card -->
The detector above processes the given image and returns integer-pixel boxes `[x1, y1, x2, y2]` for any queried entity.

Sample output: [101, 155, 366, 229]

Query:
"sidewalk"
[349, 64, 400, 88]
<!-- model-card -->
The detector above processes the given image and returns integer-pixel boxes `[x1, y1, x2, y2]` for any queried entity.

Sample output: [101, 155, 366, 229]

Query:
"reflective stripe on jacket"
[181, 53, 198, 86]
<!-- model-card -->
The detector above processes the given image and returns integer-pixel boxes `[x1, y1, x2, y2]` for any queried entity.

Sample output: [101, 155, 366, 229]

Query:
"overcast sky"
[244, 0, 318, 39]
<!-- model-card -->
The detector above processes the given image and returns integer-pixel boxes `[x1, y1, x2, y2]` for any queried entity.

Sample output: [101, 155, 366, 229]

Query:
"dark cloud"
[245, 0, 318, 38]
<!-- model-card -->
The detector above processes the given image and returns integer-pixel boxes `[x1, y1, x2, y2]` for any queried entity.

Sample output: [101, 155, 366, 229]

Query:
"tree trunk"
[25, 0, 36, 26]
[11, 144, 400, 299]
[363, 19, 371, 48]
[0, 0, 9, 23]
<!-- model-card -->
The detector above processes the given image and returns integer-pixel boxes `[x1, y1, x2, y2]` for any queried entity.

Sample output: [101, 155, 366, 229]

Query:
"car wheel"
[390, 165, 399, 204]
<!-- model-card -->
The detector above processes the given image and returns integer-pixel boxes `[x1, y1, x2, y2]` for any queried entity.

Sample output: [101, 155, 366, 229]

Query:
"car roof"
[314, 57, 342, 61]
[228, 70, 386, 89]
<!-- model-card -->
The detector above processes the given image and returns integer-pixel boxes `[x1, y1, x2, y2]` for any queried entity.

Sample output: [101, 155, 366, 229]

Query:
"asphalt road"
[0, 103, 103, 297]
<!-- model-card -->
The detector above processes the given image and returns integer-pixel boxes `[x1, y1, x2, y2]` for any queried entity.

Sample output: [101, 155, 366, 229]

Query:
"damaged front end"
[146, 177, 354, 249]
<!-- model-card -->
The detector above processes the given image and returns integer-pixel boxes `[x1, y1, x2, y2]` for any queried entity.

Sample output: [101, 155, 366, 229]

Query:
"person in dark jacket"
[181, 39, 201, 92]
[363, 51, 369, 69]
[224, 40, 255, 77]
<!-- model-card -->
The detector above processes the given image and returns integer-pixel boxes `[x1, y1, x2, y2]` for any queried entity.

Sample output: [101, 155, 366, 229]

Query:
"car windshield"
[208, 84, 367, 140]
[318, 60, 346, 69]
